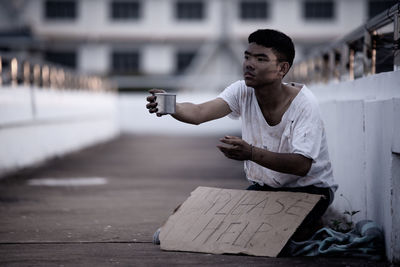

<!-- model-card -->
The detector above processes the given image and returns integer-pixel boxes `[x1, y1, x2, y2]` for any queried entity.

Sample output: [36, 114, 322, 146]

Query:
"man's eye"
[257, 57, 267, 61]
[244, 55, 249, 59]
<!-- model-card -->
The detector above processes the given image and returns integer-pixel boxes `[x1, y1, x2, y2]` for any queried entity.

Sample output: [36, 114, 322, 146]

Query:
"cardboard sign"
[160, 186, 321, 257]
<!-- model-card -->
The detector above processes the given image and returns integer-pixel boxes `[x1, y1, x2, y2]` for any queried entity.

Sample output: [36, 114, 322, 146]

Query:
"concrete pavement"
[0, 134, 391, 266]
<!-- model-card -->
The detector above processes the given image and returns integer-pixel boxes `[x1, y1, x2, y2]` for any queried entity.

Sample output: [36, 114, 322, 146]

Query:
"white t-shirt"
[218, 80, 338, 191]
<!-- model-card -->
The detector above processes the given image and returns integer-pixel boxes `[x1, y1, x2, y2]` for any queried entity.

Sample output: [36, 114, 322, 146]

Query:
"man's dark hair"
[248, 29, 295, 67]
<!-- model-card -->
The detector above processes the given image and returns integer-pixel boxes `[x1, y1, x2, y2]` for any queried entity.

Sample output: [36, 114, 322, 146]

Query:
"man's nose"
[244, 59, 255, 70]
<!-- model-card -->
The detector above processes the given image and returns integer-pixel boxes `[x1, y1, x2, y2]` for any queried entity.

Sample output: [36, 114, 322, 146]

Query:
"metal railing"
[0, 53, 117, 92]
[287, 3, 400, 85]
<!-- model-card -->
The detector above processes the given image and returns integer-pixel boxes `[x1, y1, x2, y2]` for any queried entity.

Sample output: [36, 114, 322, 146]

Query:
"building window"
[368, 0, 397, 19]
[176, 51, 196, 73]
[44, 0, 76, 20]
[240, 1, 269, 20]
[45, 51, 77, 69]
[175, 1, 204, 20]
[303, 0, 334, 20]
[112, 51, 140, 74]
[111, 0, 141, 20]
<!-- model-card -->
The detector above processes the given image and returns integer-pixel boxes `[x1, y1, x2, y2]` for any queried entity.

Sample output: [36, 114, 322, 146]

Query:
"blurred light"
[33, 64, 41, 87]
[89, 77, 96, 90]
[42, 65, 50, 87]
[300, 62, 308, 77]
[50, 67, 57, 89]
[11, 58, 18, 87]
[65, 71, 71, 89]
[371, 30, 377, 75]
[24, 62, 30, 86]
[58, 69, 65, 89]
[349, 49, 355, 80]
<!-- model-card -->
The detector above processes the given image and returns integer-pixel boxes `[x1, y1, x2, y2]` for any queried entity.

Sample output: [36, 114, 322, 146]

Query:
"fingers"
[225, 136, 240, 139]
[146, 102, 157, 109]
[146, 100, 158, 114]
[219, 136, 242, 145]
[149, 108, 158, 114]
[146, 89, 164, 114]
[146, 95, 156, 102]
[216, 145, 228, 151]
[217, 145, 241, 160]
[217, 144, 239, 154]
[149, 88, 166, 95]
[217, 136, 251, 161]
[217, 145, 231, 156]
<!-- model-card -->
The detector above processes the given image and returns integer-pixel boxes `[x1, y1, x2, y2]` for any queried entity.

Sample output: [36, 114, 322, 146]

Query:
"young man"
[146, 29, 337, 240]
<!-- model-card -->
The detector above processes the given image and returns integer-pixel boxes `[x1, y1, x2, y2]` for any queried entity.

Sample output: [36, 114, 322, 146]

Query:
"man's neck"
[254, 81, 287, 110]
[253, 81, 301, 126]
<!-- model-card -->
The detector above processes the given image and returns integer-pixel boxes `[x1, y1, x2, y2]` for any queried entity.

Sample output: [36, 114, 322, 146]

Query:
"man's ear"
[278, 62, 290, 77]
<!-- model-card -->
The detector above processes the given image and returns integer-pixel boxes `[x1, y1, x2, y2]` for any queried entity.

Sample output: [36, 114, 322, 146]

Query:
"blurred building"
[0, 0, 397, 91]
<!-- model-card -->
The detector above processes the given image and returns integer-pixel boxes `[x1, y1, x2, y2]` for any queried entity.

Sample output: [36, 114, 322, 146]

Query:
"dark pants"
[246, 183, 334, 240]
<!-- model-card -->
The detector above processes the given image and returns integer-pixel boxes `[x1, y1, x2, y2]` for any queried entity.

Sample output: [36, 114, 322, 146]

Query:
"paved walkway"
[0, 134, 390, 266]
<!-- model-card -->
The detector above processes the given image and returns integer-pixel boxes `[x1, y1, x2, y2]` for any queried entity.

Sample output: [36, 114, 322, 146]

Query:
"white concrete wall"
[0, 86, 120, 177]
[310, 70, 400, 262]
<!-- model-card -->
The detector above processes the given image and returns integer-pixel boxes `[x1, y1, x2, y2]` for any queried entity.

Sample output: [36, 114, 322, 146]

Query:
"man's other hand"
[146, 89, 166, 117]
[217, 136, 252, 161]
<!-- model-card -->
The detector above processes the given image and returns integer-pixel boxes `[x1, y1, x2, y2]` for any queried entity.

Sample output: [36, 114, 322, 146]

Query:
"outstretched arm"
[146, 89, 232, 125]
[172, 99, 231, 125]
[217, 136, 312, 176]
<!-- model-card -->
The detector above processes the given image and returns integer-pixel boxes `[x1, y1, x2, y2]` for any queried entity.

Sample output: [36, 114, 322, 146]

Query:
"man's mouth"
[244, 72, 255, 79]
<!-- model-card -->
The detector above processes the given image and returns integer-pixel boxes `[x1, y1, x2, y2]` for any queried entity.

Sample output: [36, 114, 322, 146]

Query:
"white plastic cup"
[155, 93, 176, 115]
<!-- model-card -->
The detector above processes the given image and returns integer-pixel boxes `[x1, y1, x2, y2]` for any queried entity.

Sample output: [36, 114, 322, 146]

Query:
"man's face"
[243, 43, 283, 88]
